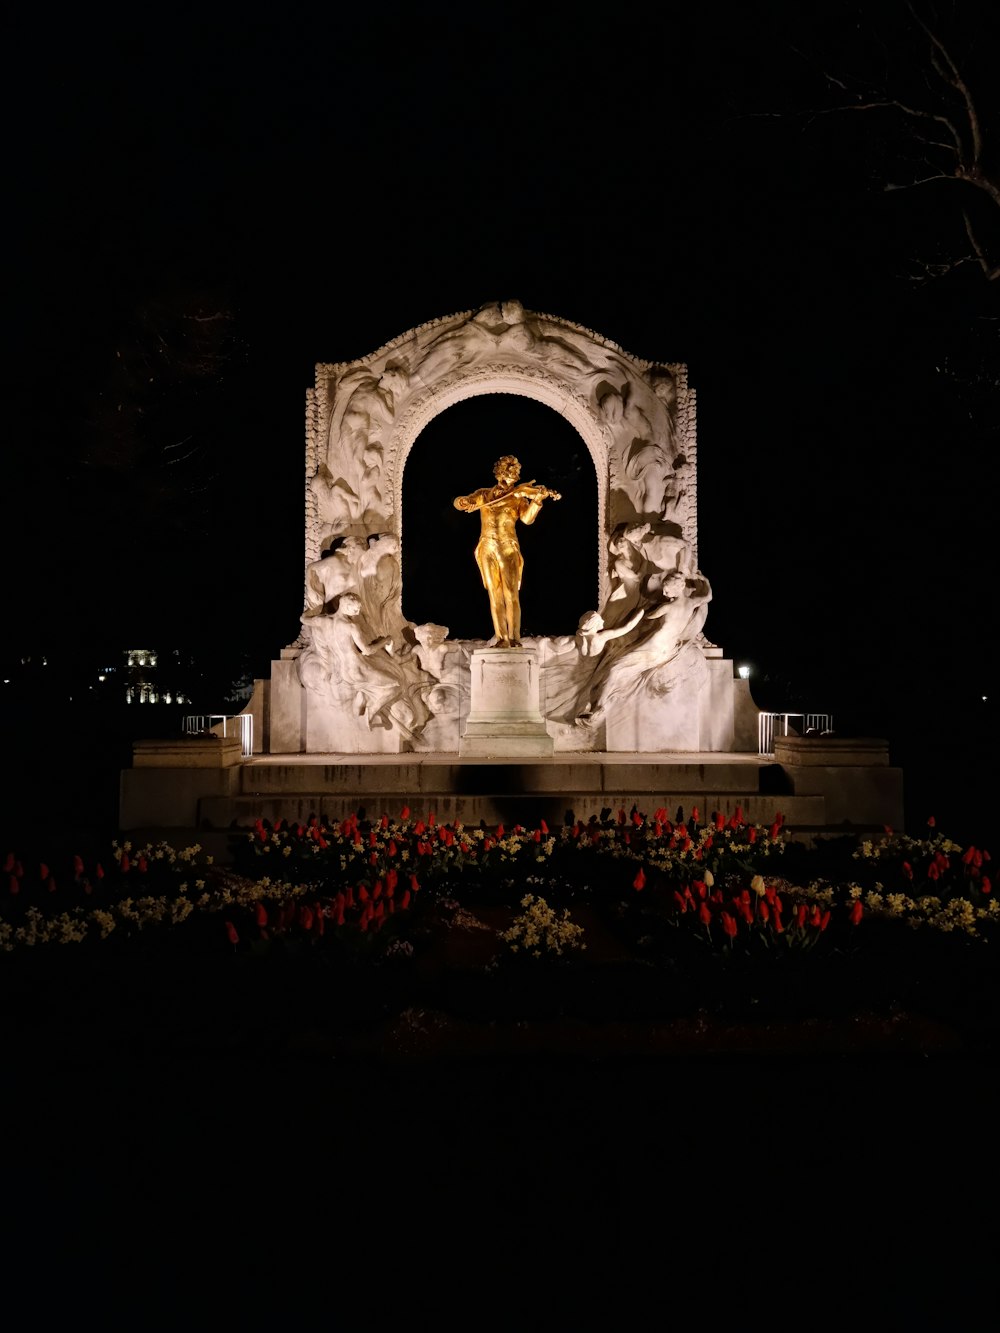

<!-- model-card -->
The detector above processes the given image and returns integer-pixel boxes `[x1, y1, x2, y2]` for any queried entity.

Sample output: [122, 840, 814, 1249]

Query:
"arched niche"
[393, 374, 608, 612]
[399, 391, 601, 638]
[304, 300, 698, 629]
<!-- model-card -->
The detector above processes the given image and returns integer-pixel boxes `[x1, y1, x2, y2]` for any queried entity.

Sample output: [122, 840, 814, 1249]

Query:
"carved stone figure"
[411, 622, 451, 677]
[453, 455, 561, 648]
[576, 607, 644, 657]
[309, 442, 385, 539]
[303, 536, 367, 617]
[297, 593, 434, 737]
[581, 570, 712, 722]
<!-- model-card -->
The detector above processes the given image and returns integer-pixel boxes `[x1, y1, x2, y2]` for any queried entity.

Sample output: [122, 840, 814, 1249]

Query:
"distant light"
[738, 664, 751, 680]
[98, 674, 106, 682]
[984, 695, 989, 702]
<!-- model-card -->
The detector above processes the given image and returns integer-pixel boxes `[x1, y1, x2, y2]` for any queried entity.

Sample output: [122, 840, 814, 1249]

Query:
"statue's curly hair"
[493, 454, 521, 479]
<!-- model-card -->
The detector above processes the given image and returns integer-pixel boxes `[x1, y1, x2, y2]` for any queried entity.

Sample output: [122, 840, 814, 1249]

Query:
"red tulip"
[633, 868, 646, 891]
[748, 827, 757, 844]
[72, 855, 84, 875]
[414, 820, 425, 836]
[927, 816, 936, 828]
[981, 877, 992, 895]
[691, 808, 699, 824]
[540, 819, 549, 834]
[715, 813, 725, 832]
[400, 889, 411, 910]
[255, 903, 268, 927]
[400, 805, 410, 820]
[849, 900, 863, 926]
[496, 824, 505, 839]
[120, 853, 130, 873]
[698, 902, 712, 927]
[759, 901, 770, 923]
[410, 873, 420, 892]
[721, 911, 737, 939]
[428, 812, 436, 827]
[225, 921, 239, 945]
[673, 890, 686, 912]
[372, 880, 383, 901]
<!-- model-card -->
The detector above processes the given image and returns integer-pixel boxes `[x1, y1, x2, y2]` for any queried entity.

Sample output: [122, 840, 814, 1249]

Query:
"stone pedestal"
[460, 648, 554, 756]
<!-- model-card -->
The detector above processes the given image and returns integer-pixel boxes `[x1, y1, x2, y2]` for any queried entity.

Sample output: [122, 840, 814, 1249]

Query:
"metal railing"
[758, 712, 833, 757]
[184, 713, 254, 758]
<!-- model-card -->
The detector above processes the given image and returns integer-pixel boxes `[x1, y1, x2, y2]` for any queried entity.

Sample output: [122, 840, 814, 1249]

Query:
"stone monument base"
[460, 648, 554, 756]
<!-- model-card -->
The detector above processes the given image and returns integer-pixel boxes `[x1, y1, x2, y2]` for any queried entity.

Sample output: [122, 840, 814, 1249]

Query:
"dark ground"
[2, 702, 997, 1327]
[3, 989, 997, 1325]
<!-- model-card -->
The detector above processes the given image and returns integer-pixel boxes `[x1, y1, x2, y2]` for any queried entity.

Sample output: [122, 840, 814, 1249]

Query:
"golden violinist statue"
[454, 455, 561, 647]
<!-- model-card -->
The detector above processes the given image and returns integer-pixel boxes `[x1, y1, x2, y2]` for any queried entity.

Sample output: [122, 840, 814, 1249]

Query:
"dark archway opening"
[402, 395, 598, 639]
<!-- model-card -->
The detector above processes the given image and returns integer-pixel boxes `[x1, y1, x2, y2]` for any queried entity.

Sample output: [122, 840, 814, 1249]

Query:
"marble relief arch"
[287, 300, 740, 754]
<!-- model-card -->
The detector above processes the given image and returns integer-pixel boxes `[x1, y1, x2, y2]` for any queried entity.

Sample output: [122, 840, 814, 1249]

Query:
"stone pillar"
[460, 648, 554, 756]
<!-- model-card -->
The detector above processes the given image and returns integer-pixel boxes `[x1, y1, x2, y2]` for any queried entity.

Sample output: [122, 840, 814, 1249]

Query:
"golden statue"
[454, 455, 561, 648]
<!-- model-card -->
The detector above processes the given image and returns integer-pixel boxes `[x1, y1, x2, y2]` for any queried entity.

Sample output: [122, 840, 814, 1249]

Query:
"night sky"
[9, 3, 998, 759]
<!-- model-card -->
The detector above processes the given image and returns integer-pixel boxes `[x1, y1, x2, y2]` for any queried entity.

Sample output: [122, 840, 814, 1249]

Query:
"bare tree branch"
[794, 5, 999, 281]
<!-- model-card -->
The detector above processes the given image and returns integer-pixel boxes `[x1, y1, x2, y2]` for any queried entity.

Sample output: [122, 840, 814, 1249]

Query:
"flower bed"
[2, 806, 996, 1036]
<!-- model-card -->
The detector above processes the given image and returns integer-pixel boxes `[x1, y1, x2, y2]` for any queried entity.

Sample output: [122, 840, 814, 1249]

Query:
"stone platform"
[120, 737, 904, 853]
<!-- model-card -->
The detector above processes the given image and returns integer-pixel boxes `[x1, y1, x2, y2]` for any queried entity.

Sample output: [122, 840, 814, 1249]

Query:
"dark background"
[6, 1, 998, 842]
